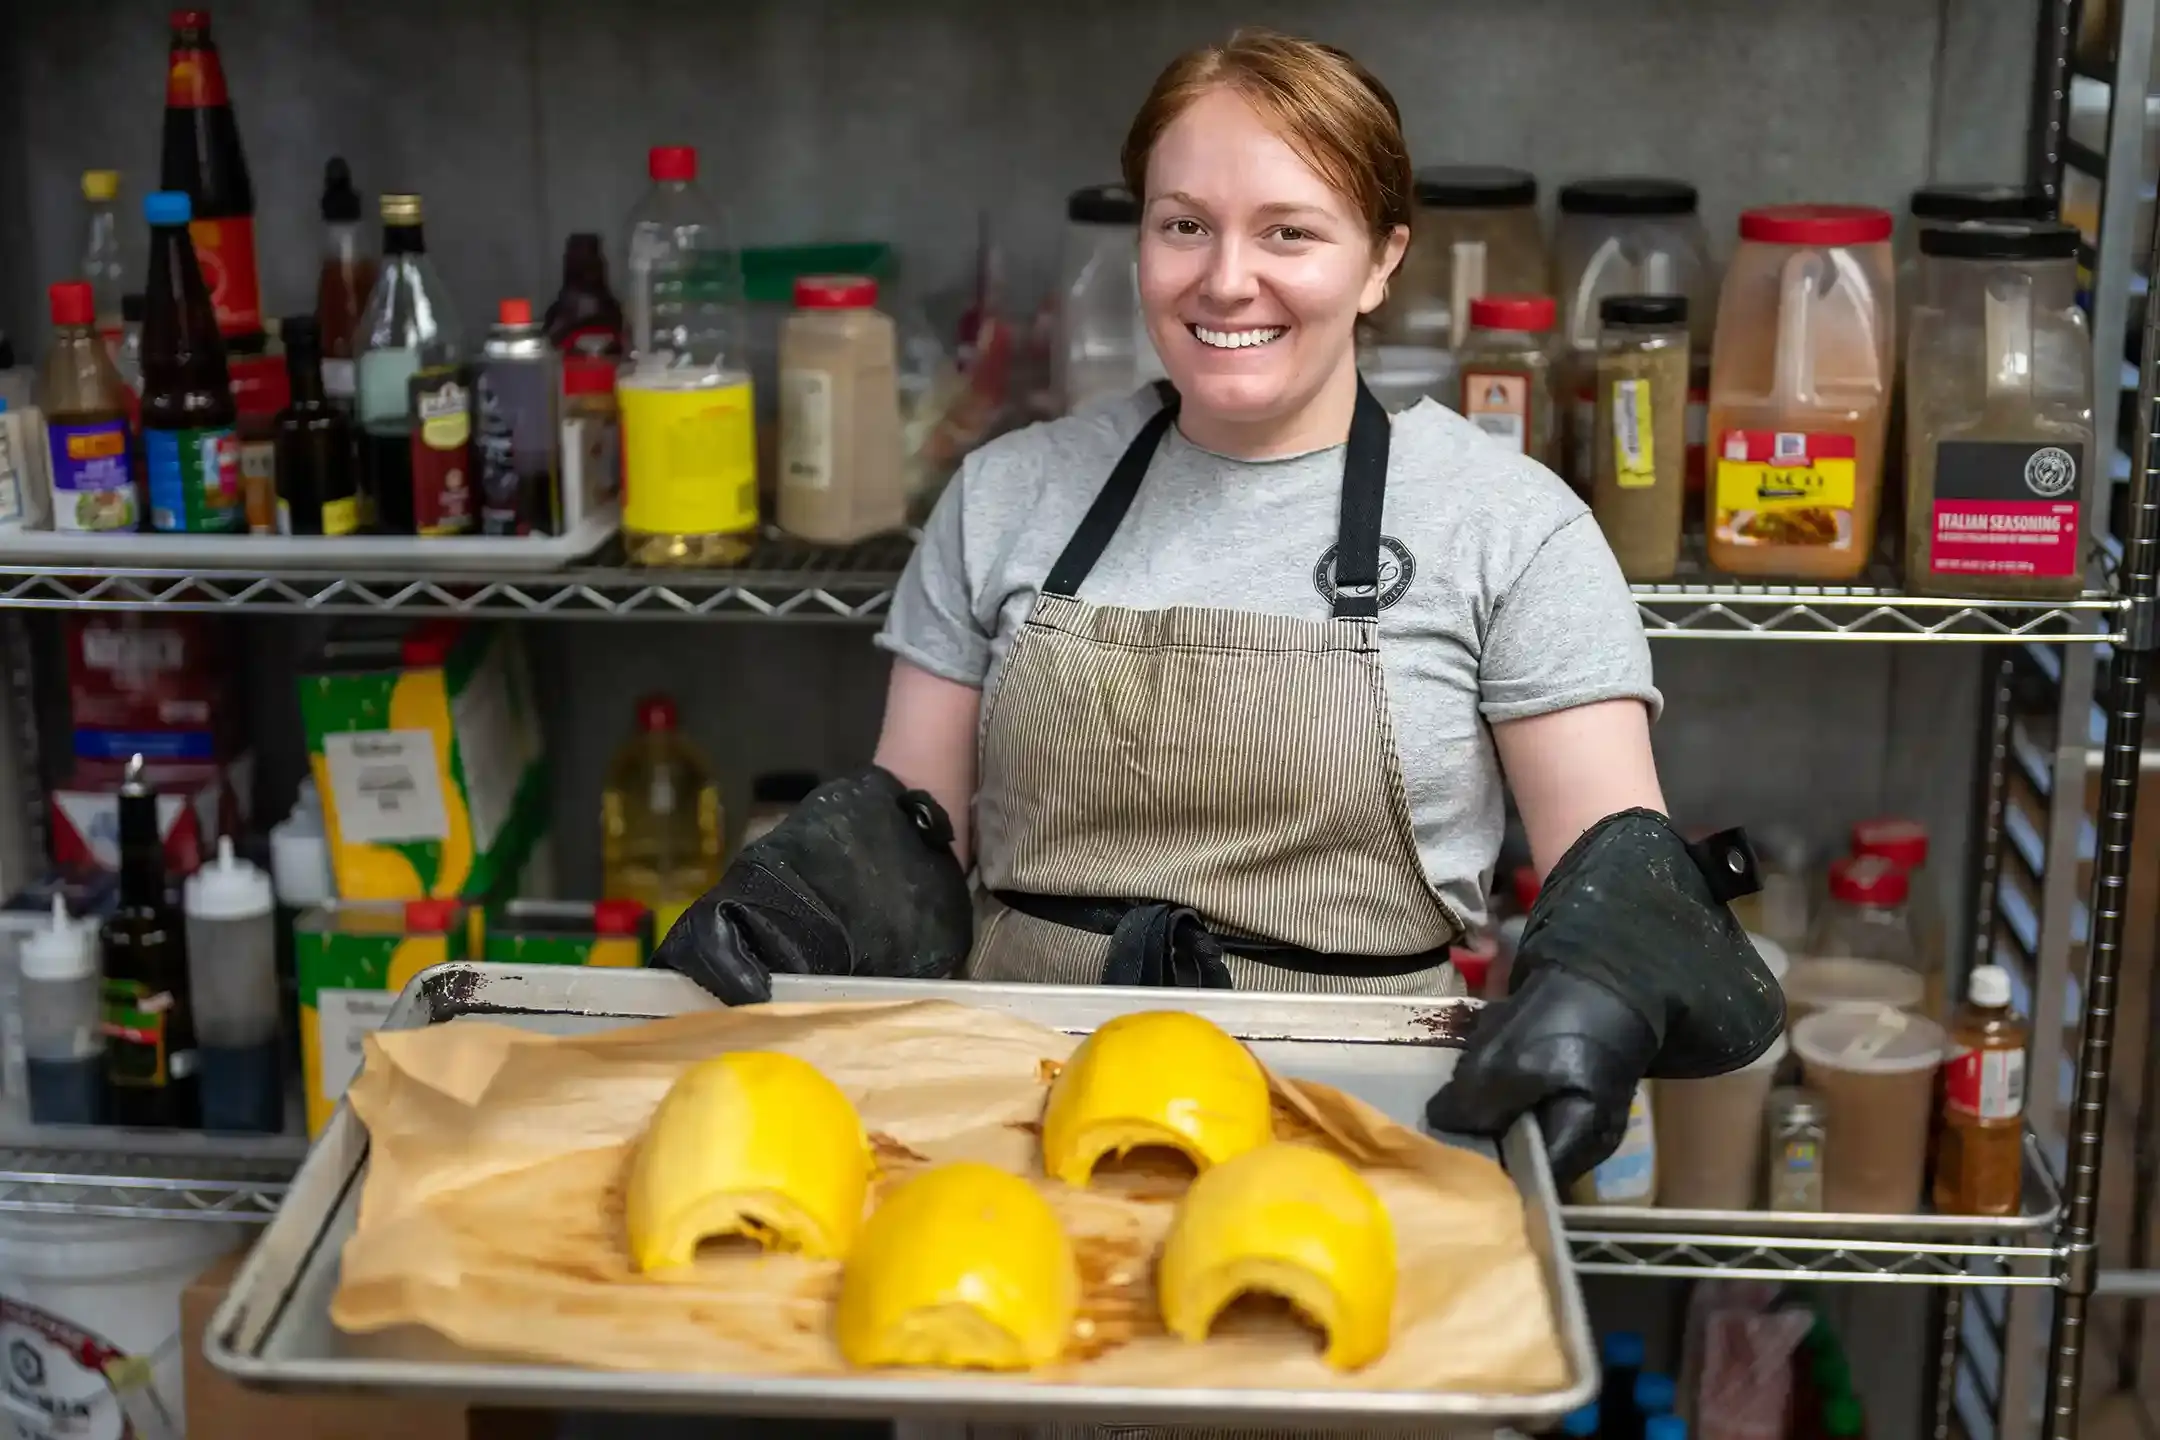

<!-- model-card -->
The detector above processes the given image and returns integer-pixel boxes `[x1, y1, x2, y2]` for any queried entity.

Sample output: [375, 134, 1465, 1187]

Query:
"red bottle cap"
[48, 282, 95, 328]
[637, 694, 679, 731]
[593, 899, 649, 936]
[1827, 853, 1910, 906]
[1851, 816, 1929, 870]
[1739, 204, 1894, 247]
[1468, 294, 1555, 332]
[1511, 864, 1542, 913]
[403, 899, 459, 934]
[399, 620, 464, 669]
[794, 275, 879, 309]
[1450, 947, 1492, 994]
[171, 8, 211, 28]
[498, 298, 533, 326]
[648, 146, 697, 183]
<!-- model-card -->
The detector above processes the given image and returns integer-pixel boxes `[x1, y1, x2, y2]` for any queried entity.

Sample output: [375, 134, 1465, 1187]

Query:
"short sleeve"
[875, 460, 993, 687]
[1479, 514, 1662, 723]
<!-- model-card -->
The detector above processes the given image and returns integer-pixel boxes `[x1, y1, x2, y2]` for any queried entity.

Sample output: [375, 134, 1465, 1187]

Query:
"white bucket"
[0, 1213, 242, 1440]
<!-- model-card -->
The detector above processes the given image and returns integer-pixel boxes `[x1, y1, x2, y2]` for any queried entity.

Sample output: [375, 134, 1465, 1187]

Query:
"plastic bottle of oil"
[600, 694, 723, 941]
[1931, 964, 2028, 1215]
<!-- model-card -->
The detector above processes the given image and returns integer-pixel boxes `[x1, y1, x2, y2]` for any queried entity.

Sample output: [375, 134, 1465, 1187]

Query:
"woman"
[657, 29, 1780, 1182]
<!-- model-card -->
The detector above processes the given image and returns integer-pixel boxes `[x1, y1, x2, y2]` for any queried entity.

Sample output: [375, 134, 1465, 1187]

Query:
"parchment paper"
[332, 998, 1569, 1394]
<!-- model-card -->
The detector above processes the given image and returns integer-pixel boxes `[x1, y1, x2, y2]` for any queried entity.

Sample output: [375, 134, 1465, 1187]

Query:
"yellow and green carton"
[480, 899, 653, 968]
[298, 620, 547, 900]
[297, 898, 468, 1136]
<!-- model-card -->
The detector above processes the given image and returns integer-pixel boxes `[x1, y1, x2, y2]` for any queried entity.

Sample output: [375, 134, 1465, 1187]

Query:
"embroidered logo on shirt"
[1312, 536, 1416, 611]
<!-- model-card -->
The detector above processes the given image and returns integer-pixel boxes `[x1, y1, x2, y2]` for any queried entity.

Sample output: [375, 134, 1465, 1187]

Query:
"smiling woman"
[653, 30, 1784, 1226]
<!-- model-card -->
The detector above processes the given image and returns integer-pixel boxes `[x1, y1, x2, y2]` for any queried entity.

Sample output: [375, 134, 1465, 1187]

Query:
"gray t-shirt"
[876, 390, 1661, 928]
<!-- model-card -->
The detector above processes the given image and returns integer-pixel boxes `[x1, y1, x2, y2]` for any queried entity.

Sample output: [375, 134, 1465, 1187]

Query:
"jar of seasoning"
[1898, 185, 2049, 337]
[778, 276, 907, 545]
[1765, 1086, 1827, 1212]
[1590, 295, 1690, 580]
[1379, 167, 1547, 349]
[1456, 294, 1558, 469]
[559, 357, 620, 530]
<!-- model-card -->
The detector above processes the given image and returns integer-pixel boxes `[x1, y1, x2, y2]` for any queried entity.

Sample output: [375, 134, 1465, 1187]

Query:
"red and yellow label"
[166, 49, 229, 107]
[1713, 430, 1859, 549]
[188, 216, 263, 337]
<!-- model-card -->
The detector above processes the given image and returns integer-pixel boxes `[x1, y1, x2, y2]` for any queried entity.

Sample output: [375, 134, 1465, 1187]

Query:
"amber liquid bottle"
[1932, 963, 2028, 1215]
[100, 756, 202, 1129]
[160, 7, 262, 349]
[314, 156, 376, 415]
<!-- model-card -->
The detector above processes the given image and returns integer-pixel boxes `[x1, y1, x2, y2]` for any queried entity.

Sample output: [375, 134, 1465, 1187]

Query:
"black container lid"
[753, 770, 821, 805]
[1414, 165, 1536, 209]
[1917, 219, 2079, 260]
[1560, 177, 1699, 217]
[321, 157, 361, 224]
[1068, 184, 1141, 225]
[1599, 294, 1689, 326]
[280, 314, 321, 350]
[1909, 183, 2049, 224]
[121, 293, 145, 323]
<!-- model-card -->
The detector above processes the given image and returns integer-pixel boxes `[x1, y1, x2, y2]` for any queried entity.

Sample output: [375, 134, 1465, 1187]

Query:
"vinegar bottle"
[600, 694, 723, 942]
[1932, 963, 2028, 1215]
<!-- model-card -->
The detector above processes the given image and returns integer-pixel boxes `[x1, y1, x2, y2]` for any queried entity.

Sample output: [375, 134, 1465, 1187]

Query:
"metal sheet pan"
[205, 964, 1597, 1428]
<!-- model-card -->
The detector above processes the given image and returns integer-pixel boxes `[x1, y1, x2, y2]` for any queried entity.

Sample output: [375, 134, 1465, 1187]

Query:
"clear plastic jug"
[1903, 221, 2089, 599]
[1707, 205, 1896, 579]
[1897, 185, 2048, 343]
[1055, 185, 1163, 415]
[1375, 167, 1546, 350]
[1553, 178, 1717, 493]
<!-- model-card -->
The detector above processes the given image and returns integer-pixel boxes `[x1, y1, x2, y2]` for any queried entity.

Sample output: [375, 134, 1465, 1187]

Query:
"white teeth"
[1190, 325, 1287, 350]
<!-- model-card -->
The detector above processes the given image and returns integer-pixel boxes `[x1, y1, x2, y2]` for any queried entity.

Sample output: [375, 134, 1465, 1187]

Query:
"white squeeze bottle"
[184, 836, 282, 1133]
[20, 896, 104, 1126]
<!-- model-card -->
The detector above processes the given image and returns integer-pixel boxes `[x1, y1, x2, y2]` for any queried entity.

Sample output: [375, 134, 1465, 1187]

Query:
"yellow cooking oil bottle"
[601, 693, 723, 941]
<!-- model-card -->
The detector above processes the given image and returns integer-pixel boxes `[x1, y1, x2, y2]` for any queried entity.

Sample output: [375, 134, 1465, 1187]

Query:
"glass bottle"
[315, 156, 377, 414]
[600, 694, 724, 941]
[1932, 964, 2028, 1216]
[1456, 294, 1559, 470]
[544, 232, 625, 364]
[160, 7, 262, 348]
[356, 192, 470, 535]
[99, 756, 201, 1129]
[140, 189, 241, 533]
[80, 169, 127, 353]
[273, 315, 360, 535]
[39, 281, 133, 533]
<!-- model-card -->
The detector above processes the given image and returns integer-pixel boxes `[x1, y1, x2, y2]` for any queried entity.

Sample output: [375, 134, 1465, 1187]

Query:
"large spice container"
[1055, 185, 1164, 415]
[1903, 221, 2089, 599]
[1706, 205, 1896, 579]
[1589, 295, 1690, 580]
[1456, 295, 1558, 469]
[1898, 184, 2049, 335]
[778, 275, 906, 545]
[1377, 167, 1546, 350]
[1553, 179, 1717, 494]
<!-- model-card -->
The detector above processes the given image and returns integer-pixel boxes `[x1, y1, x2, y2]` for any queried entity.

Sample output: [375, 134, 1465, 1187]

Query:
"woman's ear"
[1358, 224, 1412, 315]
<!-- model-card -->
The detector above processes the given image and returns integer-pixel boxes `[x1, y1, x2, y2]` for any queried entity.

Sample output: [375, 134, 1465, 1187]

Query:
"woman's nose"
[1202, 238, 1261, 304]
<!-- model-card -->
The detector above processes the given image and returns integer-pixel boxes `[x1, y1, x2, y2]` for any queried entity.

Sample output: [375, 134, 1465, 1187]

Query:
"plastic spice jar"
[1456, 294, 1559, 470]
[1590, 294, 1690, 580]
[778, 275, 907, 546]
[1378, 167, 1546, 349]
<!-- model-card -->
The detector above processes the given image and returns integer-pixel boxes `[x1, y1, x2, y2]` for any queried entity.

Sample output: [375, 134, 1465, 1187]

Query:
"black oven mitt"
[651, 766, 974, 1005]
[1426, 810, 1785, 1183]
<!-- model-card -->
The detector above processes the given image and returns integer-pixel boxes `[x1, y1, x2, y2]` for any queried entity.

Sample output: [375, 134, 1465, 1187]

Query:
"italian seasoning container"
[1456, 294, 1558, 469]
[1591, 295, 1690, 580]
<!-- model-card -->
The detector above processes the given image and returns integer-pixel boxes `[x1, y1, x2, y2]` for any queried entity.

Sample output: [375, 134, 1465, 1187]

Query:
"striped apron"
[950, 377, 1465, 1436]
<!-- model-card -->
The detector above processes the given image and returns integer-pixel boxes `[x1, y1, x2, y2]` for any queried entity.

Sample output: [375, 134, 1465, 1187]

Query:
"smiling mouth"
[1189, 324, 1288, 350]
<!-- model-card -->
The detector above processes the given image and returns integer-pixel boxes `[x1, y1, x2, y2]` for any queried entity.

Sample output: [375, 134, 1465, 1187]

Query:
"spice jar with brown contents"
[1590, 295, 1690, 580]
[778, 276, 906, 545]
[1456, 295, 1558, 470]
[1932, 964, 2028, 1215]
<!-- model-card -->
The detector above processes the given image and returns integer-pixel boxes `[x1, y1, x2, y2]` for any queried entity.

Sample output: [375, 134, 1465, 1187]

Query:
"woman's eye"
[1273, 226, 1315, 243]
[1163, 218, 1205, 237]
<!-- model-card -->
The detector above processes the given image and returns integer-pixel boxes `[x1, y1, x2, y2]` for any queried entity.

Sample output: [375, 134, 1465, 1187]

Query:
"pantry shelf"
[0, 1128, 303, 1224]
[1565, 1229, 2062, 1286]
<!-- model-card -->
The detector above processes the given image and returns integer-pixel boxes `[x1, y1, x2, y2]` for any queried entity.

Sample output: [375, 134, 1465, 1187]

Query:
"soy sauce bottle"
[100, 755, 201, 1129]
[141, 189, 241, 533]
[160, 8, 262, 347]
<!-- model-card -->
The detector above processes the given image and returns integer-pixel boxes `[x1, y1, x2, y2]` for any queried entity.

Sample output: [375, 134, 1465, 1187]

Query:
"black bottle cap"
[1559, 177, 1699, 217]
[321, 157, 361, 224]
[280, 313, 321, 354]
[1600, 294, 1689, 327]
[1917, 219, 2079, 260]
[1414, 165, 1537, 209]
[117, 754, 160, 854]
[122, 293, 145, 323]
[1909, 183, 2049, 224]
[1068, 184, 1141, 225]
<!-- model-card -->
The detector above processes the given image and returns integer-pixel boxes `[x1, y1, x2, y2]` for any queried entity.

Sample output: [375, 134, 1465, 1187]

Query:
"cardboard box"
[480, 899, 651, 969]
[65, 614, 236, 763]
[296, 899, 469, 1136]
[49, 754, 252, 875]
[299, 621, 546, 901]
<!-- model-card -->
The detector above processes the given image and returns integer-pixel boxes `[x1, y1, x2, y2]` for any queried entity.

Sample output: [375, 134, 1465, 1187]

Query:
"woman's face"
[1139, 86, 1407, 436]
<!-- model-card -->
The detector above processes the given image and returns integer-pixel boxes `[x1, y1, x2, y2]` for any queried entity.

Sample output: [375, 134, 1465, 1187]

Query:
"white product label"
[780, 368, 834, 493]
[1584, 1085, 1657, 1204]
[316, 987, 400, 1104]
[448, 638, 541, 858]
[356, 347, 420, 426]
[0, 1292, 176, 1440]
[321, 357, 357, 400]
[321, 730, 450, 845]
[0, 413, 30, 530]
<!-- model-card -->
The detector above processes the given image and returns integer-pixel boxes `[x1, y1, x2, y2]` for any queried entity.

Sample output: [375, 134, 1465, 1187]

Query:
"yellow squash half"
[625, 1051, 871, 1274]
[835, 1161, 1078, 1371]
[1040, 1010, 1272, 1186]
[1157, 1141, 1397, 1371]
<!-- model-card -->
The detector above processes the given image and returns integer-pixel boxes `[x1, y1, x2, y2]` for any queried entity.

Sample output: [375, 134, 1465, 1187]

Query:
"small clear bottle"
[81, 169, 128, 353]
[1851, 816, 1948, 1015]
[19, 896, 104, 1127]
[1789, 855, 1927, 1017]
[1456, 294, 1559, 470]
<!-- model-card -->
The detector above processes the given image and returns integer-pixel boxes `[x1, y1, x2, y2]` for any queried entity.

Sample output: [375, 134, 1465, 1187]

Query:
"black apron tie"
[1102, 903, 1234, 989]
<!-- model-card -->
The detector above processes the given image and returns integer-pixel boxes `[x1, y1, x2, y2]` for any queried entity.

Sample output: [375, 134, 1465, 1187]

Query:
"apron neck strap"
[1041, 376, 1391, 620]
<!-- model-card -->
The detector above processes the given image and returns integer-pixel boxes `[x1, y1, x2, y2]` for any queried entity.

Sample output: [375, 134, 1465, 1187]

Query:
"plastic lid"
[1792, 1003, 1947, 1076]
[268, 814, 332, 907]
[321, 156, 361, 224]
[20, 896, 95, 983]
[1599, 294, 1688, 327]
[81, 170, 119, 203]
[1745, 932, 1790, 982]
[1450, 947, 1492, 992]
[1969, 963, 2013, 1007]
[1827, 853, 1909, 905]
[1068, 184, 1141, 225]
[649, 145, 697, 183]
[1634, 1372, 1677, 1414]
[184, 834, 273, 920]
[1823, 1395, 1865, 1437]
[1414, 165, 1537, 209]
[1560, 1405, 1600, 1438]
[1851, 816, 1928, 869]
[638, 693, 679, 731]
[1910, 182, 2048, 223]
[753, 770, 820, 804]
[1783, 956, 1927, 1013]
[1511, 865, 1542, 913]
[593, 899, 649, 936]
[1738, 204, 1894, 247]
[1646, 1417, 1689, 1440]
[171, 8, 210, 29]
[122, 292, 145, 323]
[380, 192, 422, 225]
[400, 619, 462, 668]
[403, 899, 459, 933]
[498, 298, 534, 326]
[48, 283, 94, 329]
[795, 275, 879, 309]
[1559, 177, 1698, 216]
[144, 190, 192, 227]
[1918, 220, 2080, 261]
[563, 357, 618, 396]
[1468, 294, 1556, 332]
[1601, 1331, 1646, 1368]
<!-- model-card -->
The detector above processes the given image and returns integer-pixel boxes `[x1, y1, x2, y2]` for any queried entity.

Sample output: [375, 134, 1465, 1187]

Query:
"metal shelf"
[0, 1126, 303, 1224]
[1567, 1230, 2061, 1286]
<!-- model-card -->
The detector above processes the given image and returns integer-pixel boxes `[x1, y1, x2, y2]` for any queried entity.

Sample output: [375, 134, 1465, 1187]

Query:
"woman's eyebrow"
[1149, 192, 1331, 220]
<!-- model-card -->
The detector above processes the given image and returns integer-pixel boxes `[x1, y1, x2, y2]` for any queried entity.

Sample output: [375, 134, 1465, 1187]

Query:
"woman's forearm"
[1492, 698, 1667, 878]
[871, 659, 983, 865]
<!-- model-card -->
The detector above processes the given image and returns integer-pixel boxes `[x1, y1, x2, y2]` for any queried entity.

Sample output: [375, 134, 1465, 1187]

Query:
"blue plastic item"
[1601, 1331, 1647, 1368]
[1561, 1404, 1601, 1437]
[144, 191, 193, 226]
[1647, 1415, 1688, 1440]
[1636, 1372, 1678, 1414]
